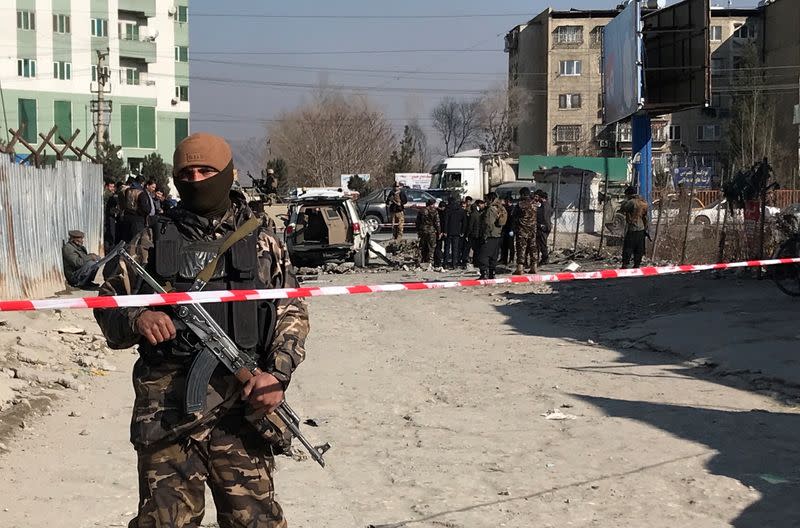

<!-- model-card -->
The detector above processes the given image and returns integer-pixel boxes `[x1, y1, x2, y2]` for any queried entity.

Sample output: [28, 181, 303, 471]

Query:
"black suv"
[356, 187, 438, 233]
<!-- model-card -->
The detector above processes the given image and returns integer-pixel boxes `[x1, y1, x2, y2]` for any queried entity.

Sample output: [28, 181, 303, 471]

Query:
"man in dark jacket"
[465, 199, 484, 268]
[433, 200, 447, 269]
[535, 190, 553, 265]
[478, 193, 505, 279]
[459, 196, 473, 267]
[442, 193, 467, 269]
[62, 230, 100, 288]
[499, 199, 516, 265]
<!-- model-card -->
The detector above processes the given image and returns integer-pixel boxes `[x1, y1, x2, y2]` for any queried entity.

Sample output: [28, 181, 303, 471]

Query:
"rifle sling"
[195, 216, 260, 285]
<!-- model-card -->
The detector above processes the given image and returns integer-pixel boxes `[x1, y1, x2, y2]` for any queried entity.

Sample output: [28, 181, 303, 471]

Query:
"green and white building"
[2, 0, 190, 171]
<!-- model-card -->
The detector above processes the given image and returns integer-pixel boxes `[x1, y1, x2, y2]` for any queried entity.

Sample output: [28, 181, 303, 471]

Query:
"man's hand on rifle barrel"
[241, 372, 285, 413]
[135, 311, 177, 345]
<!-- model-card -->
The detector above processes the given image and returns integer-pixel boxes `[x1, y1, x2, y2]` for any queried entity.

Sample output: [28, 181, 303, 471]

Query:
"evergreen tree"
[98, 142, 127, 183]
[141, 152, 172, 193]
[385, 126, 417, 175]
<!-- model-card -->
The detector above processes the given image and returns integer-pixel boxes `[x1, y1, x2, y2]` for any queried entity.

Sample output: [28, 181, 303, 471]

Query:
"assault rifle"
[118, 249, 330, 467]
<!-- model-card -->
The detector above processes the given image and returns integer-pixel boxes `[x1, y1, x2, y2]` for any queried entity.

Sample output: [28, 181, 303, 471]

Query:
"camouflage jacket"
[94, 194, 309, 448]
[480, 199, 504, 239]
[415, 204, 441, 235]
[514, 197, 538, 236]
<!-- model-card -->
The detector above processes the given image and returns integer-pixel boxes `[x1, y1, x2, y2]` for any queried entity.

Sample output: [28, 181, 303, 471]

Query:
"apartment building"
[506, 5, 761, 176]
[2, 0, 190, 171]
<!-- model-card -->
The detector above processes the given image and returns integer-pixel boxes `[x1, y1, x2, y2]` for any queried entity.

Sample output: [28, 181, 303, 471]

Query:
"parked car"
[691, 197, 780, 225]
[356, 187, 440, 233]
[495, 182, 537, 204]
[284, 190, 369, 267]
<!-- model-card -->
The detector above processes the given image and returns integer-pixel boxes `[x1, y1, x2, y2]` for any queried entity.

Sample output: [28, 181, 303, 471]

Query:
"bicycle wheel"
[772, 237, 800, 297]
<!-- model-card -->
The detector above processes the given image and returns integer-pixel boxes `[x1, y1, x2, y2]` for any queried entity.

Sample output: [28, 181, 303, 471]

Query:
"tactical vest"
[139, 215, 276, 361]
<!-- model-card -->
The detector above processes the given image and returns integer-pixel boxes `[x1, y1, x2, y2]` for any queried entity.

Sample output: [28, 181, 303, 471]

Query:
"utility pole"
[91, 48, 110, 156]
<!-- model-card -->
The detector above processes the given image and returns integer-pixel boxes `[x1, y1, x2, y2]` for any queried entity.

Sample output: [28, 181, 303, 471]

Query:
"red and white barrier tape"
[1, 257, 798, 312]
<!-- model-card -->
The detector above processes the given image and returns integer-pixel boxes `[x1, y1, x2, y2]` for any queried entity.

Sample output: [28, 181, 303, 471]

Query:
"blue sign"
[673, 167, 717, 189]
[603, 1, 643, 124]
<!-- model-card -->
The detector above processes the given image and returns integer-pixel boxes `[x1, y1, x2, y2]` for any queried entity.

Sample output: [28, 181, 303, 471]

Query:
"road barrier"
[1, 257, 798, 312]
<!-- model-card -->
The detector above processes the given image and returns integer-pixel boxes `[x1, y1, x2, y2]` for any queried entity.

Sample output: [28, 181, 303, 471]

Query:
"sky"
[188, 0, 756, 145]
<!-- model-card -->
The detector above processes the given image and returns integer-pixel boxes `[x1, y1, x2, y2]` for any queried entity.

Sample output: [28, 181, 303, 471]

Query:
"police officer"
[477, 192, 506, 279]
[415, 198, 441, 270]
[513, 187, 538, 275]
[95, 132, 309, 528]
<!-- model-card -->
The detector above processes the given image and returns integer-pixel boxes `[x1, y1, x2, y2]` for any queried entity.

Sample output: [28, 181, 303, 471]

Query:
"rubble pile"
[0, 312, 132, 448]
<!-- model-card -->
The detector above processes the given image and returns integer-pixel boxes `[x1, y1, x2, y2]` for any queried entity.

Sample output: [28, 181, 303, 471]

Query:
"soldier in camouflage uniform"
[415, 198, 441, 270]
[513, 187, 538, 275]
[94, 132, 309, 528]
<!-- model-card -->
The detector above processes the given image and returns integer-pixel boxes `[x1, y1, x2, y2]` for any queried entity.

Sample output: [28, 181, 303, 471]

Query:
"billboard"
[602, 0, 643, 125]
[642, 0, 710, 114]
[394, 172, 431, 189]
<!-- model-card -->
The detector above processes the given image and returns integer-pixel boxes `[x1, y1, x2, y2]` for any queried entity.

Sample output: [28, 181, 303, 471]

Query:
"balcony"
[119, 0, 155, 17]
[119, 38, 156, 63]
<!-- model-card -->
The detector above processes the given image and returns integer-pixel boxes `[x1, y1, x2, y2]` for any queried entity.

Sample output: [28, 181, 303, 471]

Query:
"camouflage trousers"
[129, 419, 286, 528]
[418, 230, 437, 263]
[391, 211, 405, 239]
[515, 230, 538, 267]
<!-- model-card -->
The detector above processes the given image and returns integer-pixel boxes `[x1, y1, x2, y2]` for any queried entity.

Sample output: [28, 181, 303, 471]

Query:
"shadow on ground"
[490, 272, 800, 528]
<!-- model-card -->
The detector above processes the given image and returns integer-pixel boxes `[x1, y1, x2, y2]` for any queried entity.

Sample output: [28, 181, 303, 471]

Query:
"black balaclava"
[175, 161, 234, 218]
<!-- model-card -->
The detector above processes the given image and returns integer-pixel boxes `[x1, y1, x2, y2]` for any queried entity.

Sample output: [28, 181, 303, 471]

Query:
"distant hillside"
[228, 136, 266, 186]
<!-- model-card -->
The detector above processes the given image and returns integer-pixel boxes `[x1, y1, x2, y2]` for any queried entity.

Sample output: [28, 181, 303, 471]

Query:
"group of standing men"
[103, 177, 176, 252]
[415, 187, 553, 279]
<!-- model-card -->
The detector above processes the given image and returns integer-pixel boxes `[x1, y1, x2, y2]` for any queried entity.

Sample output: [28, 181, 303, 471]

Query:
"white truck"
[428, 149, 518, 200]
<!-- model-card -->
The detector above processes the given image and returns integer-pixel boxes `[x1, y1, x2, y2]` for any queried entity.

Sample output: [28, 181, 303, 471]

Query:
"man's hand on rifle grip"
[135, 311, 177, 345]
[241, 371, 285, 413]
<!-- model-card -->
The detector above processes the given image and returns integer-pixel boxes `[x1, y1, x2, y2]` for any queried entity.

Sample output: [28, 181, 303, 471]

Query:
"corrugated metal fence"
[0, 158, 103, 300]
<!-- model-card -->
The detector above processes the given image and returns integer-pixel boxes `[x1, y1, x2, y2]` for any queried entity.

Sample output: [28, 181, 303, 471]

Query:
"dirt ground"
[0, 264, 799, 527]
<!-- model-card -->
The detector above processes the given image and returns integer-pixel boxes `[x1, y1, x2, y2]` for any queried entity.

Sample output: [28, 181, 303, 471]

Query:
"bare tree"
[268, 90, 395, 188]
[477, 85, 532, 155]
[431, 98, 481, 157]
[724, 44, 786, 175]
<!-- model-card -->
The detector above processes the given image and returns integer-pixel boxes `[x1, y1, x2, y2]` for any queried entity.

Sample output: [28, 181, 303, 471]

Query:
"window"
[554, 25, 583, 45]
[54, 101, 72, 141]
[597, 93, 604, 109]
[710, 26, 722, 41]
[124, 68, 140, 85]
[120, 22, 139, 41]
[175, 118, 189, 145]
[175, 85, 189, 102]
[17, 58, 37, 78]
[697, 124, 721, 141]
[668, 125, 681, 141]
[91, 18, 108, 37]
[53, 14, 70, 34]
[711, 58, 725, 74]
[617, 124, 632, 143]
[174, 46, 189, 62]
[121, 105, 156, 148]
[18, 99, 37, 143]
[558, 94, 581, 109]
[559, 60, 581, 76]
[53, 61, 72, 80]
[177, 5, 188, 23]
[734, 23, 752, 39]
[91, 65, 109, 82]
[16, 10, 35, 30]
[554, 125, 581, 143]
[590, 26, 604, 48]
